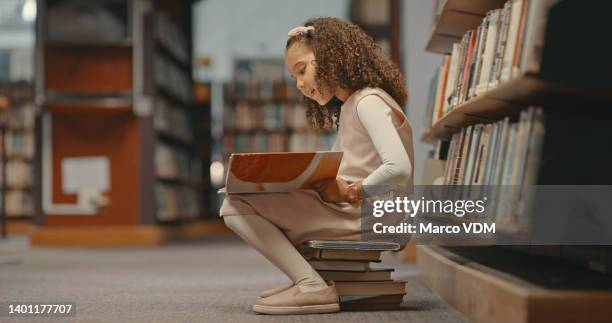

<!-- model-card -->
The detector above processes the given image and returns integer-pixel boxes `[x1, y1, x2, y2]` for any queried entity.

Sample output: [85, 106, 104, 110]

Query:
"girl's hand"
[313, 178, 350, 203]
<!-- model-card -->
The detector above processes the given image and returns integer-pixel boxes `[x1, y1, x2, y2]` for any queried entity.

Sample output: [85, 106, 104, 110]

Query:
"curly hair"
[286, 17, 408, 130]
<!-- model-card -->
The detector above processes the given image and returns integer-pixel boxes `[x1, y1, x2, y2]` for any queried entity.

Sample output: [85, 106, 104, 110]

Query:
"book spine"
[477, 10, 501, 94]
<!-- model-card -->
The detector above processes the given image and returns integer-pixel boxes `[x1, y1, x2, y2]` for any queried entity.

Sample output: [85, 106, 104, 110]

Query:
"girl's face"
[285, 43, 334, 105]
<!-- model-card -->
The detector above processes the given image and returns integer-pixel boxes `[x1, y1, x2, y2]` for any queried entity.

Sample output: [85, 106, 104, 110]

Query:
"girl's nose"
[296, 79, 305, 92]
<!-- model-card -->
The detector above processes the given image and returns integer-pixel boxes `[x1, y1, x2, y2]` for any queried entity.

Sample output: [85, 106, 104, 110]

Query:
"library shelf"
[223, 97, 301, 106]
[45, 40, 133, 48]
[419, 1, 612, 321]
[33, 0, 213, 246]
[417, 245, 612, 323]
[156, 176, 206, 188]
[155, 40, 190, 71]
[44, 92, 133, 110]
[30, 219, 233, 247]
[4, 155, 34, 162]
[426, 0, 507, 54]
[155, 130, 195, 147]
[421, 74, 612, 142]
[156, 85, 192, 107]
[5, 218, 35, 235]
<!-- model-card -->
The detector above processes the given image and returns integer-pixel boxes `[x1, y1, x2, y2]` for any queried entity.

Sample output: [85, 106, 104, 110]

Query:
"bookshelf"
[0, 83, 36, 236]
[418, 1, 612, 322]
[427, 0, 507, 54]
[221, 60, 336, 158]
[421, 73, 612, 142]
[32, 0, 228, 246]
[351, 0, 402, 66]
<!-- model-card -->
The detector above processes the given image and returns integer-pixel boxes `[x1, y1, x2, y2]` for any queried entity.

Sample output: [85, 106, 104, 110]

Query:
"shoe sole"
[252, 303, 340, 315]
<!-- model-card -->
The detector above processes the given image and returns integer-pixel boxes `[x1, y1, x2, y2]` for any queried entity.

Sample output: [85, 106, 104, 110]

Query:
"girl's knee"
[222, 215, 239, 231]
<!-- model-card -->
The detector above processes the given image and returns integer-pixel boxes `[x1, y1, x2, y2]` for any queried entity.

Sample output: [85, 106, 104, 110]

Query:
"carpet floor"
[0, 235, 466, 322]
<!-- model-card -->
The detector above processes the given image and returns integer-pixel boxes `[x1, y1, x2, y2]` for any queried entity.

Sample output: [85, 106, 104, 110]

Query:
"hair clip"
[288, 26, 314, 37]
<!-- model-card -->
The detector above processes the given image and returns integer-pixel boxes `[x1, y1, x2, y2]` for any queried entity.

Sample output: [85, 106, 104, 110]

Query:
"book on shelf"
[438, 107, 545, 225]
[221, 151, 342, 194]
[155, 183, 200, 221]
[155, 143, 201, 181]
[154, 97, 193, 141]
[1, 189, 33, 217]
[0, 160, 33, 188]
[154, 11, 189, 64]
[1, 130, 34, 159]
[318, 268, 394, 282]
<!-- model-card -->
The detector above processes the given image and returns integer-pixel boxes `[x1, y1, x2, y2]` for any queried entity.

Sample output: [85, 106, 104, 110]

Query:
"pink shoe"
[258, 282, 294, 298]
[252, 282, 340, 315]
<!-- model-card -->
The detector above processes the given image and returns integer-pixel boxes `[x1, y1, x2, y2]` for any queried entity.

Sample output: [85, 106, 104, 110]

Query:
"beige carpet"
[0, 236, 466, 322]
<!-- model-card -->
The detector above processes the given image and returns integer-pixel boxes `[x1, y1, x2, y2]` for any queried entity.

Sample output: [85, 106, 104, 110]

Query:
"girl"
[220, 17, 414, 315]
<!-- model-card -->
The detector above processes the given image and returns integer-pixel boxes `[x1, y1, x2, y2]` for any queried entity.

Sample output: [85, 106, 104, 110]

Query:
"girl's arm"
[356, 95, 412, 186]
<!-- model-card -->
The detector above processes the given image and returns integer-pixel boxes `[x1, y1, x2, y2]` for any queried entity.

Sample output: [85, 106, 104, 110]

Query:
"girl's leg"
[223, 214, 328, 292]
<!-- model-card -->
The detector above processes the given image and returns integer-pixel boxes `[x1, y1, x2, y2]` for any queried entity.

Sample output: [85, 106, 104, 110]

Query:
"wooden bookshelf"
[427, 0, 507, 53]
[418, 246, 612, 323]
[5, 218, 35, 235]
[422, 74, 612, 142]
[422, 73, 612, 142]
[32, 0, 220, 246]
[0, 84, 36, 225]
[30, 219, 233, 247]
[419, 1, 612, 321]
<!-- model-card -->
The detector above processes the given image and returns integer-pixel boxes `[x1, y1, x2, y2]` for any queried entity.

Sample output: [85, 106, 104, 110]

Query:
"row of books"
[442, 107, 544, 225]
[154, 97, 193, 142]
[223, 132, 336, 155]
[223, 102, 310, 131]
[155, 144, 202, 182]
[154, 12, 189, 65]
[0, 189, 33, 217]
[155, 183, 200, 222]
[0, 160, 33, 189]
[223, 80, 302, 102]
[426, 0, 531, 126]
[8, 101, 35, 130]
[154, 54, 192, 103]
[443, 106, 544, 186]
[301, 240, 405, 310]
[0, 130, 35, 159]
[0, 85, 35, 219]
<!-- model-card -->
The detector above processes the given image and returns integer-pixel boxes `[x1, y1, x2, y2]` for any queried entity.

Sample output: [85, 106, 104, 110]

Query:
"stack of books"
[301, 240, 406, 311]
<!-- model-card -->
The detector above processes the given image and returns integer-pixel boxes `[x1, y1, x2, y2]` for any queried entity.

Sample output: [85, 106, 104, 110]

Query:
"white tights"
[223, 214, 328, 292]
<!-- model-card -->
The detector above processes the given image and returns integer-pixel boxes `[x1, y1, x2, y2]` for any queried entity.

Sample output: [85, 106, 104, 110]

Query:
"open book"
[220, 151, 343, 194]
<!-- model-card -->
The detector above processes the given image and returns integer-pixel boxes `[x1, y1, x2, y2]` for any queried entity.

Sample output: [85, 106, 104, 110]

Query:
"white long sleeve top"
[333, 95, 412, 186]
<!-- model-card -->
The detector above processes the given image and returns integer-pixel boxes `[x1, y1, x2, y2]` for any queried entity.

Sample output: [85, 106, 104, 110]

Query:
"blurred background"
[2, 1, 612, 322]
[0, 0, 439, 235]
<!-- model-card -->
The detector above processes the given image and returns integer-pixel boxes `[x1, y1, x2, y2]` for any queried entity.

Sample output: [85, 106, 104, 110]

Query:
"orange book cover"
[221, 151, 343, 193]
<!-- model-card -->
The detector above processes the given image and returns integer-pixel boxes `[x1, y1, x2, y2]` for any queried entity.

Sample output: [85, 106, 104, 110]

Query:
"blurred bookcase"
[31, 0, 227, 247]
[419, 1, 612, 322]
[222, 60, 336, 156]
[0, 83, 35, 235]
[351, 0, 401, 67]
